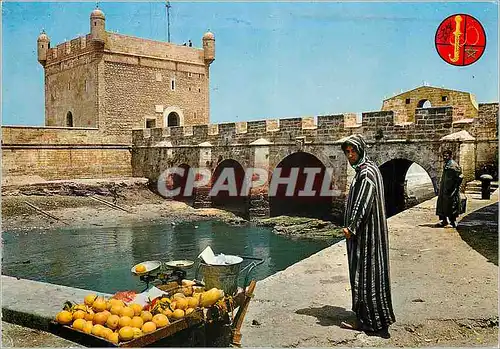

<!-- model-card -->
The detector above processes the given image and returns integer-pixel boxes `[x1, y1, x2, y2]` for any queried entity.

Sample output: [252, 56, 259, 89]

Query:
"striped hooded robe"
[342, 134, 396, 331]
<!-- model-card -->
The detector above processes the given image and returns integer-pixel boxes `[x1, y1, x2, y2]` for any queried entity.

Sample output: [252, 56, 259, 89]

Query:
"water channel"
[2, 220, 335, 294]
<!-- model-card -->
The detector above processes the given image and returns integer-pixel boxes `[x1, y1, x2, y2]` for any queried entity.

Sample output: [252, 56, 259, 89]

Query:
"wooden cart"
[50, 280, 256, 347]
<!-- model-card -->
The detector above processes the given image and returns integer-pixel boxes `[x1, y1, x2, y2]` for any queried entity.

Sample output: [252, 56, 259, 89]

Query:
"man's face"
[443, 152, 451, 162]
[344, 145, 359, 165]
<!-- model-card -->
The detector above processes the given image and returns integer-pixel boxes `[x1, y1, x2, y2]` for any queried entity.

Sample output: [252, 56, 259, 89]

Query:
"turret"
[37, 30, 50, 66]
[90, 7, 106, 43]
[202, 30, 215, 65]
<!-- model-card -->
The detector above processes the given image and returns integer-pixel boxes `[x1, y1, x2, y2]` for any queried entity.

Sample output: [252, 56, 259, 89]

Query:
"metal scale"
[132, 260, 195, 292]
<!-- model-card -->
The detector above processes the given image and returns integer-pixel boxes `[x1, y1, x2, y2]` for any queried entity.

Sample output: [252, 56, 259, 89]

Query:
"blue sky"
[2, 1, 498, 126]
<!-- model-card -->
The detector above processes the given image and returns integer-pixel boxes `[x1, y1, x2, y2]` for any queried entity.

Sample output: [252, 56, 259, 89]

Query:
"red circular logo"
[435, 14, 486, 66]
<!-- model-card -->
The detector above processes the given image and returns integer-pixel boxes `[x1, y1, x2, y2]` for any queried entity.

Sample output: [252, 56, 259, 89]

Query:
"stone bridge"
[132, 103, 498, 223]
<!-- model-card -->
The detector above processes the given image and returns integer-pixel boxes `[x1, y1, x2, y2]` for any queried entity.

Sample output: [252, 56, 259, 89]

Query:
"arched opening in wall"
[211, 159, 248, 219]
[66, 111, 73, 127]
[417, 99, 432, 108]
[269, 152, 333, 220]
[379, 159, 434, 217]
[167, 112, 180, 127]
[170, 164, 193, 205]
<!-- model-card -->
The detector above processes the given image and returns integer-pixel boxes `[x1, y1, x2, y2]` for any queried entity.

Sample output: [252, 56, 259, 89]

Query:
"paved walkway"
[241, 191, 498, 346]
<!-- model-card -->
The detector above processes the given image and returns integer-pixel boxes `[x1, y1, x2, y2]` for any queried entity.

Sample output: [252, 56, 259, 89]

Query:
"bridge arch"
[269, 151, 333, 220]
[379, 158, 435, 217]
[211, 159, 248, 218]
[172, 163, 193, 204]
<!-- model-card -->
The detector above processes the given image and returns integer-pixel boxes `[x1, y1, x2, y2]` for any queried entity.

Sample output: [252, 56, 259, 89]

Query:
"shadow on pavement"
[457, 203, 498, 266]
[295, 305, 355, 327]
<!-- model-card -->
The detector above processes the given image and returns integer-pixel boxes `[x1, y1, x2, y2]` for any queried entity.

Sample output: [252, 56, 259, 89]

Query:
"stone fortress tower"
[37, 7, 215, 140]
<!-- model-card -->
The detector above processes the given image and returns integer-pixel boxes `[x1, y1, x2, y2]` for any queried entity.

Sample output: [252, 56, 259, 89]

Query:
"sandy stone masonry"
[38, 8, 215, 135]
[132, 100, 498, 220]
[382, 86, 479, 124]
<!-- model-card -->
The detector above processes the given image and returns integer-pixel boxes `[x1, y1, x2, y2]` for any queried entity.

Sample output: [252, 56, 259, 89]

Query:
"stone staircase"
[465, 180, 499, 195]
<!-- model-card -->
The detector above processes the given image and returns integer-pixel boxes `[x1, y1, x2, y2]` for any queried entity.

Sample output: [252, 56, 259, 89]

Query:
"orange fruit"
[171, 309, 184, 320]
[72, 318, 87, 331]
[107, 298, 125, 310]
[84, 294, 97, 306]
[72, 310, 86, 320]
[142, 321, 157, 334]
[130, 316, 144, 329]
[91, 324, 105, 337]
[107, 331, 119, 344]
[121, 306, 135, 318]
[84, 309, 94, 322]
[56, 311, 73, 325]
[119, 316, 132, 328]
[152, 314, 169, 327]
[140, 310, 153, 322]
[92, 297, 107, 312]
[82, 321, 93, 334]
[118, 326, 135, 341]
[101, 327, 113, 339]
[163, 308, 173, 318]
[106, 314, 120, 330]
[135, 264, 146, 273]
[169, 301, 177, 310]
[110, 305, 124, 316]
[132, 327, 143, 338]
[93, 311, 109, 325]
[175, 298, 188, 310]
[130, 303, 143, 316]
[186, 297, 199, 308]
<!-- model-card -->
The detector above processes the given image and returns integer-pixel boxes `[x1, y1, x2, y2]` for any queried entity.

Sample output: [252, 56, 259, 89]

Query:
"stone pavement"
[1, 191, 498, 347]
[240, 191, 498, 347]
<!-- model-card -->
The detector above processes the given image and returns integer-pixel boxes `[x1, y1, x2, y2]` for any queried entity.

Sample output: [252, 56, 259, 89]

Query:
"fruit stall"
[50, 252, 263, 347]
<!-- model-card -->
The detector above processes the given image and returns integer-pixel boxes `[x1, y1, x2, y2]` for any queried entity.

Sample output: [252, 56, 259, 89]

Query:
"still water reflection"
[2, 220, 334, 294]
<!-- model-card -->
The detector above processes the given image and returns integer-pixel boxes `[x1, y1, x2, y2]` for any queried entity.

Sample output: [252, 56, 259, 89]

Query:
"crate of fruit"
[51, 281, 227, 347]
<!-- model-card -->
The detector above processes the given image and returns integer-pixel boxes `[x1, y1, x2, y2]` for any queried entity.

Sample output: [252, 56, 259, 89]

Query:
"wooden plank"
[51, 310, 205, 347]
[89, 196, 132, 213]
[24, 201, 70, 225]
[231, 279, 256, 347]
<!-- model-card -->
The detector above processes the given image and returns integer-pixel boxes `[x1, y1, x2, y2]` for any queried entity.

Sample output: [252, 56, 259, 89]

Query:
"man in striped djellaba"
[340, 134, 396, 338]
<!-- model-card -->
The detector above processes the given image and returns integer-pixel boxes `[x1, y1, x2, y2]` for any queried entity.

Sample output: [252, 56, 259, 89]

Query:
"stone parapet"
[133, 104, 498, 148]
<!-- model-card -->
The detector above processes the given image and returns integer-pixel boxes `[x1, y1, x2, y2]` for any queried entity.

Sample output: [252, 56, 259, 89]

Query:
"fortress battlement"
[132, 103, 498, 147]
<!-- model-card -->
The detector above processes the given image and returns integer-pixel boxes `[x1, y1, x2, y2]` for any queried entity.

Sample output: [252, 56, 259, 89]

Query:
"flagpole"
[166, 1, 171, 42]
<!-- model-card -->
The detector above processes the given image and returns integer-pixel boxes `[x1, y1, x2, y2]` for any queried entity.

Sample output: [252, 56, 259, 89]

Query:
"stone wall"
[133, 106, 484, 148]
[102, 58, 208, 140]
[45, 55, 99, 127]
[381, 86, 478, 123]
[42, 32, 210, 136]
[106, 33, 204, 64]
[2, 126, 131, 180]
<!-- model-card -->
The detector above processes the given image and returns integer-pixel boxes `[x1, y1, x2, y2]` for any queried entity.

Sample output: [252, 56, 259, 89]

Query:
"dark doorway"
[167, 112, 180, 127]
[66, 111, 73, 127]
[211, 159, 248, 219]
[269, 152, 332, 220]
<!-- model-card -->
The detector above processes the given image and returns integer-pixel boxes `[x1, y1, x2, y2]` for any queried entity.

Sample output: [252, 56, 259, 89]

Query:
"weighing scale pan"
[164, 260, 194, 270]
[131, 260, 162, 276]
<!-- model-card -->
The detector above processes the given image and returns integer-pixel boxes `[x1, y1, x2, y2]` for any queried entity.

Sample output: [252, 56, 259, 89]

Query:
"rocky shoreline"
[1, 178, 341, 242]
